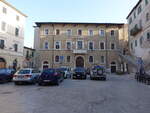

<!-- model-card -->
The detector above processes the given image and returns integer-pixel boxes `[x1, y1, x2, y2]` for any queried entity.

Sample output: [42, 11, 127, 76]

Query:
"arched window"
[55, 56, 59, 62]
[43, 61, 49, 69]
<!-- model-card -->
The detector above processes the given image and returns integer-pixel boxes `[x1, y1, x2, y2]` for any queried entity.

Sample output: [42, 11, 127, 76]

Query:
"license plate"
[18, 76, 24, 79]
[77, 75, 80, 76]
[44, 80, 50, 82]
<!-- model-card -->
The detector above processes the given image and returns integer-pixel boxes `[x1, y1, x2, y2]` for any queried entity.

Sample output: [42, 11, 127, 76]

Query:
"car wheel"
[14, 82, 20, 85]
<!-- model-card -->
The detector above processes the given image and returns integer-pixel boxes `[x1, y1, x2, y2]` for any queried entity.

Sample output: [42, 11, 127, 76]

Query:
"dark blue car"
[38, 68, 64, 86]
[0, 68, 15, 83]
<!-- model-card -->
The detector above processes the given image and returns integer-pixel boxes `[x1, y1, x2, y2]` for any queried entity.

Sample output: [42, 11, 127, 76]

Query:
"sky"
[6, 0, 139, 48]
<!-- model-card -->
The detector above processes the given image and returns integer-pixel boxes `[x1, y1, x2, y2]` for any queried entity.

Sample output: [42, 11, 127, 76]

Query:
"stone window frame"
[44, 28, 49, 35]
[89, 56, 94, 63]
[55, 29, 60, 35]
[146, 13, 150, 22]
[55, 55, 60, 63]
[100, 56, 105, 64]
[110, 43, 116, 50]
[67, 56, 71, 63]
[88, 29, 94, 36]
[88, 41, 94, 50]
[67, 29, 72, 36]
[99, 41, 105, 50]
[55, 41, 61, 50]
[2, 7, 7, 14]
[1, 21, 6, 31]
[110, 30, 115, 37]
[66, 41, 72, 50]
[76, 40, 84, 50]
[77, 29, 82, 36]
[99, 29, 105, 37]
[43, 41, 49, 50]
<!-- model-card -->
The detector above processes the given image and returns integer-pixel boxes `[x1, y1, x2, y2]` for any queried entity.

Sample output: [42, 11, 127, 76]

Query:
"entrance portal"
[76, 56, 84, 67]
[0, 58, 6, 68]
[111, 62, 116, 73]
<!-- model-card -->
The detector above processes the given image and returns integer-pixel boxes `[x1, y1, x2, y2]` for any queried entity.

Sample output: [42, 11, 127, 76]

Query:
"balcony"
[73, 49, 87, 54]
[130, 24, 142, 36]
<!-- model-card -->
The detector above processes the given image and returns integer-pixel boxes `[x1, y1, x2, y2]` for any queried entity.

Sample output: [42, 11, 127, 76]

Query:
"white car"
[13, 68, 41, 85]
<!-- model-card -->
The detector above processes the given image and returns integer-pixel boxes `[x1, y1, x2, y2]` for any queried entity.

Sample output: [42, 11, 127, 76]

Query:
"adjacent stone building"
[23, 46, 35, 68]
[127, 0, 150, 61]
[0, 0, 27, 69]
[34, 22, 128, 72]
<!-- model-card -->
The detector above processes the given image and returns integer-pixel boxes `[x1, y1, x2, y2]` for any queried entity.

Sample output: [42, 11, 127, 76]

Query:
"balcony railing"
[73, 49, 87, 54]
[130, 24, 142, 36]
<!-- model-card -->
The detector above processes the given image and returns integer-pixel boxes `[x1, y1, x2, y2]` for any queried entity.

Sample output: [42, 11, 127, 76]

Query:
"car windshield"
[18, 70, 30, 74]
[74, 68, 85, 72]
[42, 69, 55, 74]
[59, 68, 67, 71]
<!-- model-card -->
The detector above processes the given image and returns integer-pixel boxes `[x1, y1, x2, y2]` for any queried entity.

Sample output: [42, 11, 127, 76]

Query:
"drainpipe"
[105, 25, 108, 69]
[52, 24, 54, 68]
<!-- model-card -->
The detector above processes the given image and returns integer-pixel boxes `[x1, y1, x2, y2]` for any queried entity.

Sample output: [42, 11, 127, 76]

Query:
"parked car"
[72, 67, 86, 79]
[13, 68, 41, 85]
[38, 68, 64, 86]
[0, 68, 15, 83]
[90, 66, 106, 80]
[57, 68, 71, 79]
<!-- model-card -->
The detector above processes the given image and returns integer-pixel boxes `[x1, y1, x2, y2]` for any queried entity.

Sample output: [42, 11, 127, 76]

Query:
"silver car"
[13, 68, 41, 85]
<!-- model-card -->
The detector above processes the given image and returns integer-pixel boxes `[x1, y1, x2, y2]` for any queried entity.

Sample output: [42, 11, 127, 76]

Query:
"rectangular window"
[66, 41, 72, 50]
[78, 29, 82, 36]
[134, 12, 136, 19]
[101, 56, 105, 64]
[89, 30, 93, 36]
[135, 40, 138, 47]
[56, 29, 60, 35]
[44, 42, 49, 49]
[111, 30, 115, 36]
[55, 56, 60, 62]
[16, 15, 20, 21]
[145, 0, 148, 5]
[111, 43, 115, 50]
[99, 30, 105, 36]
[88, 42, 94, 50]
[77, 41, 83, 49]
[67, 29, 72, 36]
[3, 7, 7, 14]
[15, 28, 19, 36]
[147, 32, 150, 40]
[100, 42, 105, 50]
[131, 43, 133, 50]
[14, 44, 18, 52]
[129, 18, 132, 24]
[55, 41, 61, 50]
[138, 5, 142, 15]
[0, 40, 5, 49]
[1, 22, 6, 31]
[45, 29, 49, 35]
[67, 56, 71, 62]
[89, 56, 94, 63]
[140, 37, 143, 45]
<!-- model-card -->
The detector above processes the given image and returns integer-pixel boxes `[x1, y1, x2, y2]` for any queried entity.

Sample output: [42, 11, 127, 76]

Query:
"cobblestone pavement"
[0, 74, 150, 113]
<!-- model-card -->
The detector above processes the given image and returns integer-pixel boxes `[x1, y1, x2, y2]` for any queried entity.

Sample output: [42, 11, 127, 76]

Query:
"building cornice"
[126, 0, 142, 19]
[0, 0, 27, 17]
[35, 22, 125, 27]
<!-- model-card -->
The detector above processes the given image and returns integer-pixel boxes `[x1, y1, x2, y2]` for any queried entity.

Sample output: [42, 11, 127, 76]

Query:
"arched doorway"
[111, 62, 116, 73]
[76, 56, 84, 67]
[43, 61, 49, 70]
[0, 58, 6, 68]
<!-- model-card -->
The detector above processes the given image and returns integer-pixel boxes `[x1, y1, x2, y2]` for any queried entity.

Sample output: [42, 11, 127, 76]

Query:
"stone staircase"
[116, 50, 150, 71]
